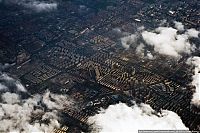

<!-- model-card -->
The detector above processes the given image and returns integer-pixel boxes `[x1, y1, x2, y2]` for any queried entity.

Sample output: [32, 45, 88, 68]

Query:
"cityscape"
[0, 0, 200, 132]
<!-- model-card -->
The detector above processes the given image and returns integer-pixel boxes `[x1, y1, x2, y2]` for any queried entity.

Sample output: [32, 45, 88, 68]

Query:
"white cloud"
[186, 29, 199, 38]
[0, 91, 73, 133]
[121, 34, 137, 49]
[16, 81, 27, 92]
[137, 26, 145, 31]
[42, 91, 74, 110]
[121, 22, 198, 58]
[146, 51, 154, 59]
[25, 1, 57, 12]
[0, 73, 74, 133]
[174, 21, 184, 31]
[187, 56, 200, 106]
[1, 0, 57, 12]
[0, 73, 26, 92]
[142, 27, 196, 57]
[2, 92, 20, 104]
[88, 103, 188, 133]
[136, 43, 144, 55]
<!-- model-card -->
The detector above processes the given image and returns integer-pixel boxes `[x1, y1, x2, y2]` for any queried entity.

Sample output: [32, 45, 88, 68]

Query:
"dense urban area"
[0, 0, 200, 132]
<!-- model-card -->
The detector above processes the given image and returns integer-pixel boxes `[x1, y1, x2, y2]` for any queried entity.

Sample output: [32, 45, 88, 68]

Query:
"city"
[0, 0, 199, 132]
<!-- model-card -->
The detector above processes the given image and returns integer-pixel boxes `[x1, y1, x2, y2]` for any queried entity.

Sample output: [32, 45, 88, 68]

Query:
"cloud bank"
[121, 22, 199, 58]
[142, 27, 198, 57]
[0, 0, 58, 12]
[24, 1, 57, 12]
[187, 56, 200, 106]
[0, 73, 74, 133]
[0, 73, 26, 92]
[88, 103, 188, 133]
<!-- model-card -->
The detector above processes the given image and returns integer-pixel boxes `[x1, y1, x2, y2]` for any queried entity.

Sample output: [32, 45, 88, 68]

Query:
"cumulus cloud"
[0, 73, 26, 92]
[24, 1, 57, 12]
[0, 94, 57, 132]
[1, 92, 20, 104]
[146, 51, 154, 59]
[0, 91, 74, 132]
[136, 43, 144, 55]
[142, 27, 193, 57]
[0, 73, 74, 133]
[121, 34, 138, 49]
[174, 21, 184, 31]
[1, 0, 57, 12]
[187, 56, 200, 106]
[186, 29, 199, 38]
[121, 22, 198, 58]
[42, 91, 74, 110]
[88, 103, 188, 133]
